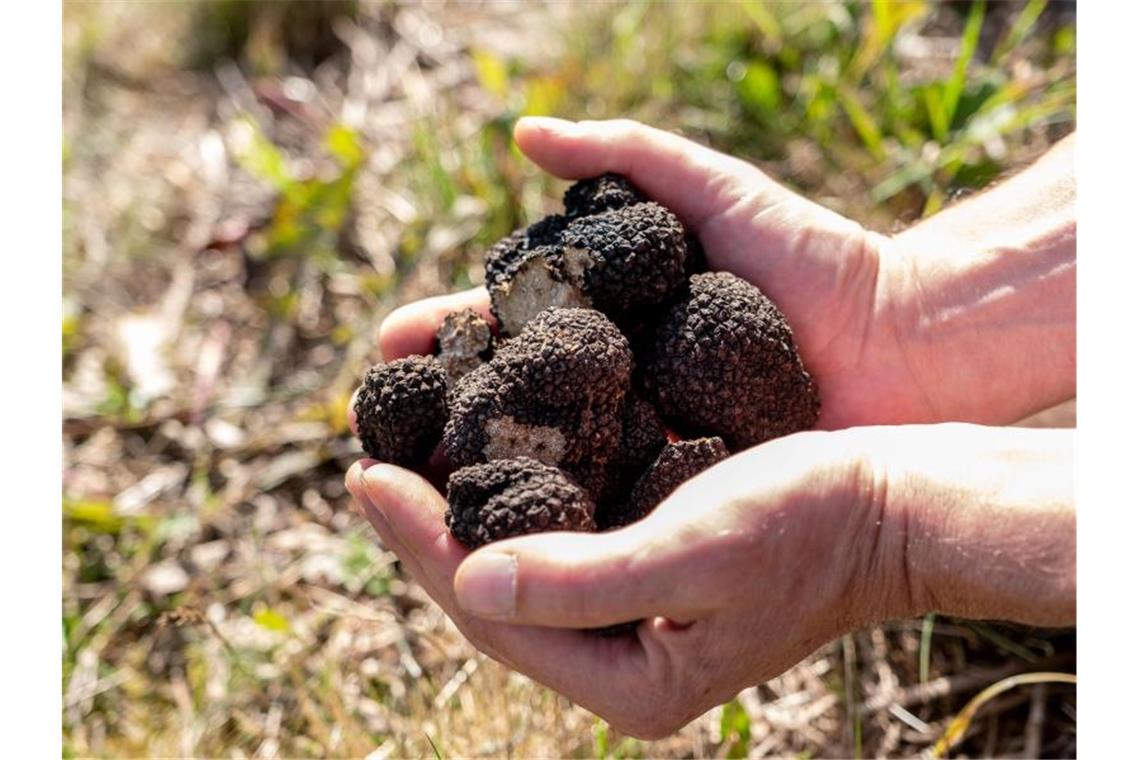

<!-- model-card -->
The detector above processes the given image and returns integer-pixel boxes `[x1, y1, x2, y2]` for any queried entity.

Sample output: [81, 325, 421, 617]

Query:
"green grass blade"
[943, 0, 985, 131]
[993, 0, 1047, 66]
[838, 86, 886, 160]
[924, 84, 948, 142]
[919, 613, 935, 683]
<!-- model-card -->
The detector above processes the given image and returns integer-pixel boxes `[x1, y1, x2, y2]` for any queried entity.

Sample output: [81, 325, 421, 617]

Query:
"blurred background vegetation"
[63, 1, 1075, 757]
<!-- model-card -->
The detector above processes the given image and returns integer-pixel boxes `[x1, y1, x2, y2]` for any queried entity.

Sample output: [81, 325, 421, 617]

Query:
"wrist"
[881, 144, 1076, 425]
[862, 424, 1076, 627]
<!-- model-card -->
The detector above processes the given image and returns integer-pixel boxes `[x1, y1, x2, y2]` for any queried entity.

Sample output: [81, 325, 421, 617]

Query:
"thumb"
[452, 501, 732, 628]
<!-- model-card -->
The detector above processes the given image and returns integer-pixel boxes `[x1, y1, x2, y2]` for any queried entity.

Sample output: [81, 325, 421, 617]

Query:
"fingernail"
[456, 552, 517, 618]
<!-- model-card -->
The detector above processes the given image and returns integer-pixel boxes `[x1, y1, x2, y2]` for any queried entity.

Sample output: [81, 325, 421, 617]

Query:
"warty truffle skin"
[596, 390, 668, 509]
[602, 436, 729, 530]
[559, 202, 689, 322]
[563, 173, 647, 218]
[641, 271, 820, 451]
[446, 457, 597, 549]
[435, 308, 493, 384]
[354, 355, 449, 467]
[443, 307, 632, 499]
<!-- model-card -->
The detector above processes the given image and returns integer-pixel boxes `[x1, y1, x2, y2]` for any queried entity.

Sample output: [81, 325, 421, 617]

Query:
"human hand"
[370, 116, 915, 429]
[346, 423, 1074, 737]
[367, 118, 1074, 434]
[345, 428, 891, 738]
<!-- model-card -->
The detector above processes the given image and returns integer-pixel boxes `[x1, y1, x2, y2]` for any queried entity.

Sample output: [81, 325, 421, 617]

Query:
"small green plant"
[234, 118, 365, 267]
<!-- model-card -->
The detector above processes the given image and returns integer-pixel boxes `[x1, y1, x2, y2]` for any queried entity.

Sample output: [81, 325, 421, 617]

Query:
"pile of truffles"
[355, 174, 819, 553]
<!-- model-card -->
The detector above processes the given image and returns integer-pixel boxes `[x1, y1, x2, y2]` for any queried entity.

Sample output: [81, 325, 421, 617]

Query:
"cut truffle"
[354, 355, 449, 467]
[485, 202, 688, 334]
[641, 271, 820, 450]
[602, 437, 729, 530]
[484, 214, 568, 295]
[435, 308, 493, 384]
[485, 215, 589, 336]
[443, 307, 632, 499]
[563, 173, 647, 218]
[446, 457, 596, 549]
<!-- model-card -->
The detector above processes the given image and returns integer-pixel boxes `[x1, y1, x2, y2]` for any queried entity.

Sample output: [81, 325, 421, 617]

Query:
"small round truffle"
[602, 437, 729, 530]
[443, 307, 632, 499]
[446, 457, 596, 549]
[563, 173, 647, 218]
[435, 308, 493, 384]
[354, 356, 449, 467]
[642, 272, 820, 450]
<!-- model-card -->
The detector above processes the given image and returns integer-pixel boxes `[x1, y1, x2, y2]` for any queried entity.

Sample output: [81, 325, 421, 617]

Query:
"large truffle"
[446, 457, 596, 549]
[435, 308, 493, 385]
[602, 437, 729, 530]
[443, 307, 632, 498]
[641, 271, 820, 450]
[485, 201, 688, 334]
[354, 355, 449, 467]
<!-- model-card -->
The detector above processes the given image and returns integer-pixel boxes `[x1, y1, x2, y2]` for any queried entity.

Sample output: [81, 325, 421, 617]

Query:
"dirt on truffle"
[445, 457, 597, 549]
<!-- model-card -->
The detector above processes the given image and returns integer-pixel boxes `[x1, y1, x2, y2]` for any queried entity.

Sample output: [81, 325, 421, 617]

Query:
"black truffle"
[354, 356, 449, 467]
[596, 391, 668, 509]
[602, 437, 729, 530]
[485, 202, 688, 334]
[435, 308, 493, 384]
[683, 231, 708, 276]
[559, 202, 689, 322]
[446, 457, 596, 549]
[563, 173, 647, 218]
[443, 307, 632, 499]
[641, 271, 820, 450]
[485, 215, 590, 336]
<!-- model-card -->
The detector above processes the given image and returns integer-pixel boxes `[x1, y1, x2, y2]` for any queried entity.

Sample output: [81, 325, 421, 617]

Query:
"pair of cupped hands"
[345, 117, 1075, 738]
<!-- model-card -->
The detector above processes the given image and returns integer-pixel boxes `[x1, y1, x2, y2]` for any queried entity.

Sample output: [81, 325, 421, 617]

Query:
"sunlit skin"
[345, 118, 1075, 739]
